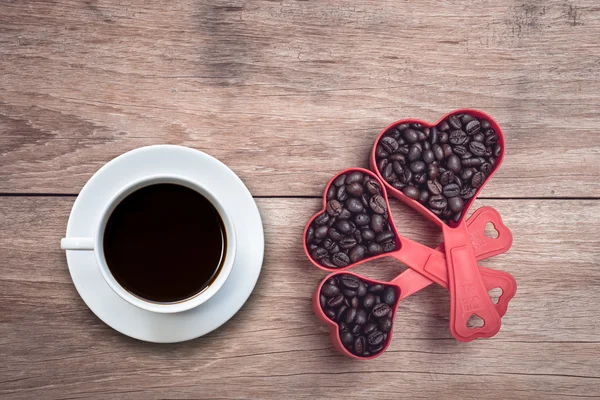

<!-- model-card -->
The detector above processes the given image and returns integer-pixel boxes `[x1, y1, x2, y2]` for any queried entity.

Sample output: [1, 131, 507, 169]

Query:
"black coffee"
[103, 183, 225, 303]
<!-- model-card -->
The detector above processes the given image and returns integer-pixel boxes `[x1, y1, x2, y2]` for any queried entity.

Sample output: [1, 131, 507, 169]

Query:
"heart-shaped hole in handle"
[372, 110, 505, 227]
[467, 314, 485, 328]
[304, 169, 401, 271]
[484, 222, 499, 239]
[316, 272, 401, 359]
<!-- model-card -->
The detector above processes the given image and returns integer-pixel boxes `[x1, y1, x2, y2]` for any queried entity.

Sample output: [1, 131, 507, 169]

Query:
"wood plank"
[1, 196, 599, 399]
[1, 0, 599, 196]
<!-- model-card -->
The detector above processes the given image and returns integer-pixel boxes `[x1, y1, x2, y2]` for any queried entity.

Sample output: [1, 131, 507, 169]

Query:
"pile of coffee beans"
[306, 171, 397, 268]
[374, 113, 502, 224]
[319, 274, 398, 357]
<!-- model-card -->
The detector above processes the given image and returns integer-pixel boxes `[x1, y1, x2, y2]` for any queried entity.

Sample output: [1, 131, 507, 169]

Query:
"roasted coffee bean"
[334, 174, 347, 187]
[375, 144, 389, 159]
[354, 336, 366, 355]
[449, 129, 468, 145]
[392, 161, 404, 176]
[472, 171, 485, 188]
[432, 144, 444, 161]
[346, 182, 364, 197]
[349, 245, 366, 263]
[427, 179, 443, 195]
[380, 136, 399, 153]
[448, 196, 465, 213]
[376, 231, 395, 244]
[327, 185, 336, 200]
[469, 141, 486, 156]
[389, 153, 406, 164]
[315, 213, 330, 226]
[346, 198, 364, 213]
[428, 164, 440, 180]
[325, 308, 336, 320]
[460, 187, 477, 199]
[453, 145, 467, 156]
[360, 193, 370, 208]
[328, 228, 343, 241]
[344, 307, 357, 324]
[341, 331, 354, 346]
[421, 149, 435, 164]
[440, 170, 455, 186]
[332, 252, 350, 267]
[382, 163, 395, 182]
[408, 145, 422, 162]
[342, 288, 357, 298]
[379, 317, 393, 332]
[355, 309, 368, 325]
[391, 181, 405, 191]
[340, 275, 360, 289]
[363, 293, 376, 309]
[321, 258, 337, 269]
[409, 160, 426, 174]
[429, 195, 448, 210]
[368, 331, 385, 347]
[336, 305, 348, 321]
[461, 168, 474, 181]
[460, 113, 474, 125]
[462, 157, 482, 167]
[362, 229, 375, 241]
[306, 226, 314, 244]
[336, 185, 348, 202]
[369, 284, 384, 293]
[355, 213, 370, 226]
[485, 135, 498, 147]
[339, 237, 358, 250]
[382, 242, 395, 252]
[357, 282, 368, 297]
[493, 143, 502, 157]
[321, 284, 340, 297]
[346, 171, 363, 185]
[383, 287, 397, 305]
[481, 119, 491, 129]
[403, 129, 419, 143]
[402, 185, 420, 200]
[338, 208, 352, 220]
[363, 322, 377, 335]
[448, 114, 462, 129]
[442, 183, 460, 198]
[327, 200, 343, 216]
[399, 169, 413, 184]
[315, 225, 329, 239]
[419, 190, 430, 204]
[439, 132, 449, 143]
[465, 119, 481, 135]
[369, 195, 387, 214]
[372, 303, 391, 318]
[327, 293, 345, 308]
[365, 180, 381, 195]
[368, 242, 383, 255]
[473, 132, 485, 142]
[336, 220, 352, 234]
[414, 172, 427, 185]
[446, 155, 462, 173]
[370, 214, 386, 233]
[480, 162, 492, 176]
[320, 294, 327, 309]
[377, 158, 388, 174]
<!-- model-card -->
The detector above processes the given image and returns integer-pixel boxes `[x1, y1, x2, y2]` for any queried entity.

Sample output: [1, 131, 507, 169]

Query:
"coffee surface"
[103, 183, 225, 303]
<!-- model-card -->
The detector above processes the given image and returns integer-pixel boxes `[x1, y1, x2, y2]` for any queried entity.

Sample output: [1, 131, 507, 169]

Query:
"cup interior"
[94, 175, 236, 314]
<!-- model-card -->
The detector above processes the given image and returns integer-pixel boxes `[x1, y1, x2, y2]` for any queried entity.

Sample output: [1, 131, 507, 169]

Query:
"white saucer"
[63, 145, 264, 343]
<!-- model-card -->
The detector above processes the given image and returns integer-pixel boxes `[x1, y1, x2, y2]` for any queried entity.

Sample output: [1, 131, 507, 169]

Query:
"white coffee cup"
[61, 174, 236, 314]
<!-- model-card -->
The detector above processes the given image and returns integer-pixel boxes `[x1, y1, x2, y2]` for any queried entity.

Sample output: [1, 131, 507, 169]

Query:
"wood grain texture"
[1, 0, 599, 196]
[1, 197, 599, 400]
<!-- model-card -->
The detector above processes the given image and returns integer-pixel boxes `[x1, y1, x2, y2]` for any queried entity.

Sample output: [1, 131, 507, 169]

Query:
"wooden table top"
[1, 1, 599, 399]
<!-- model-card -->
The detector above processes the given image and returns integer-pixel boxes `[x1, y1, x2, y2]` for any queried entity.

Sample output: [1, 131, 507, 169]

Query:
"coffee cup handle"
[61, 237, 95, 250]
